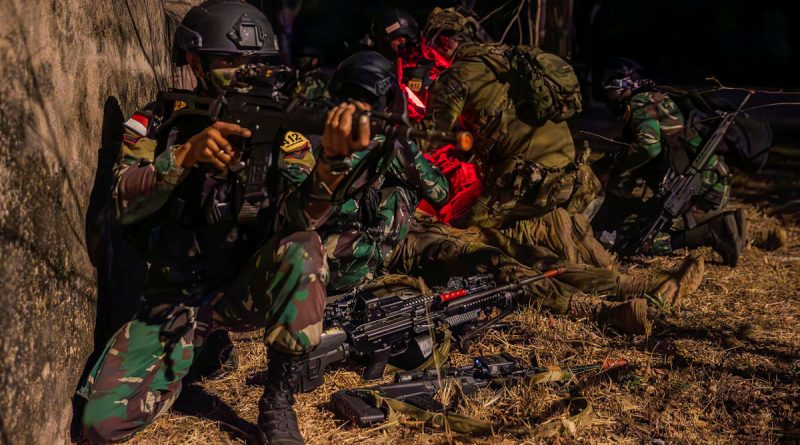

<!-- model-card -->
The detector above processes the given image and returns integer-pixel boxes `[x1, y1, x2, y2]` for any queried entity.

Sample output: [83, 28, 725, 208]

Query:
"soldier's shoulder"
[630, 91, 659, 106]
[280, 131, 312, 154]
[120, 107, 158, 161]
[454, 42, 507, 60]
[279, 131, 315, 179]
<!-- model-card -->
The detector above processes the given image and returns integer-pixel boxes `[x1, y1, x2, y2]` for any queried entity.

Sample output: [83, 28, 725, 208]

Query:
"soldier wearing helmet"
[594, 57, 746, 266]
[319, 51, 449, 291]
[76, 2, 366, 444]
[421, 6, 491, 64]
[369, 8, 420, 61]
[419, 7, 610, 269]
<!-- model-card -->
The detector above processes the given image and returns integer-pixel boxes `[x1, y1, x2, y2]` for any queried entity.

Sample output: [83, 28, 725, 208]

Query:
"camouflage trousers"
[385, 221, 621, 314]
[499, 208, 614, 269]
[79, 231, 327, 443]
[452, 159, 602, 231]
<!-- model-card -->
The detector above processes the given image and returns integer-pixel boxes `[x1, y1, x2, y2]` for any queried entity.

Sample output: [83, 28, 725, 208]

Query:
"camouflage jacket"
[112, 107, 323, 301]
[613, 90, 727, 208]
[321, 138, 449, 291]
[421, 42, 576, 173]
[617, 90, 701, 177]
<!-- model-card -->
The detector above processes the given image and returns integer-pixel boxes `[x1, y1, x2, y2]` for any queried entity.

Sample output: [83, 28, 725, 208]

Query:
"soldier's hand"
[175, 122, 252, 170]
[321, 103, 370, 158]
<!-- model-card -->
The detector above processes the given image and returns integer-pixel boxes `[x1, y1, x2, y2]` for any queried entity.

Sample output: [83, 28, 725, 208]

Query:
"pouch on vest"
[503, 46, 582, 125]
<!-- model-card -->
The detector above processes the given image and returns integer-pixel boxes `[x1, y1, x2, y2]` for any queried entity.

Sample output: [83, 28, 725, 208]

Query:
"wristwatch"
[318, 151, 352, 175]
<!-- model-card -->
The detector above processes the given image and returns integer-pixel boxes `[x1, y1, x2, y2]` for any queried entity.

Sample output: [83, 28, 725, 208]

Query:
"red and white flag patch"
[124, 113, 150, 136]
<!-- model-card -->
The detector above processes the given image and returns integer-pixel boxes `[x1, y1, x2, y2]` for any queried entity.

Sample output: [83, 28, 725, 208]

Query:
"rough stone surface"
[0, 1, 195, 443]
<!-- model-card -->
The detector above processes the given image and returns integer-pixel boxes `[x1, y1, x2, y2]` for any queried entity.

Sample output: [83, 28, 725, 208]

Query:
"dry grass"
[128, 200, 800, 445]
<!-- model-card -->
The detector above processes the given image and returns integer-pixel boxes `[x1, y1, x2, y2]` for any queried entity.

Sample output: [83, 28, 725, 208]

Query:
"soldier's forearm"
[115, 147, 185, 224]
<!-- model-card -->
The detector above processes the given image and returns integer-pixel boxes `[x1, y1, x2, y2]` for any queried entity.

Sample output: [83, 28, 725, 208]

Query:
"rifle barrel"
[445, 267, 566, 307]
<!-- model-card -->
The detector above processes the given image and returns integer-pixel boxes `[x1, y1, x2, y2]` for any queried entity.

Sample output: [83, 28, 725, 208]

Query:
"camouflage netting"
[0, 1, 196, 442]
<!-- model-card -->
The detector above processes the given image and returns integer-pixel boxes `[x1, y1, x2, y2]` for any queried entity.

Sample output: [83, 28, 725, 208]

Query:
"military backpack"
[504, 45, 582, 124]
[460, 43, 582, 125]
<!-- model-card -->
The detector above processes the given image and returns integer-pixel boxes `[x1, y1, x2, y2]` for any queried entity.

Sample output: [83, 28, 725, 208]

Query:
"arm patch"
[281, 131, 310, 153]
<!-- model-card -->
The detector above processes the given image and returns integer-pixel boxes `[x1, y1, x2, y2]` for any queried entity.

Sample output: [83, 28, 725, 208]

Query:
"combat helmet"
[601, 57, 653, 113]
[328, 51, 403, 113]
[370, 8, 419, 58]
[173, 0, 279, 66]
[422, 7, 491, 59]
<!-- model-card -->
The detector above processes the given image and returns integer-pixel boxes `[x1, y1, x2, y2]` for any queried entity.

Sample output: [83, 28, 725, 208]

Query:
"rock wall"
[0, 1, 194, 443]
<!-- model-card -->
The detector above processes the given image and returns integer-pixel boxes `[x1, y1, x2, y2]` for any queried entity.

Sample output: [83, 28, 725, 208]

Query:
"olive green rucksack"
[504, 45, 582, 125]
[463, 43, 582, 125]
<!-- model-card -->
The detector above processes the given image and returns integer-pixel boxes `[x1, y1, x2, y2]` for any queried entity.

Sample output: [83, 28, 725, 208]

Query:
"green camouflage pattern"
[421, 42, 600, 229]
[617, 90, 689, 177]
[79, 231, 327, 443]
[114, 126, 316, 225]
[322, 140, 448, 291]
[607, 90, 731, 253]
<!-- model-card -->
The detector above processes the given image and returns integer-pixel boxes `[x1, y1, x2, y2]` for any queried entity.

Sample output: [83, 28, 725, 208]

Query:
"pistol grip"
[362, 347, 390, 381]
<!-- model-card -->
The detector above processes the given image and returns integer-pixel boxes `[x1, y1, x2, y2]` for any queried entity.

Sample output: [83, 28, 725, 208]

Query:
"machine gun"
[331, 353, 629, 427]
[617, 92, 753, 255]
[153, 64, 472, 210]
[295, 268, 566, 393]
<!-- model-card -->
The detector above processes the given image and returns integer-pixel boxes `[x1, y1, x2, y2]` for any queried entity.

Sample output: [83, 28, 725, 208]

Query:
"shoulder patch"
[173, 100, 188, 112]
[281, 131, 310, 153]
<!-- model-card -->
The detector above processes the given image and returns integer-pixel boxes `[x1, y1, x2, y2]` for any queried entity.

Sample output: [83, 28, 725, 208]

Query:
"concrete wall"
[0, 1, 194, 443]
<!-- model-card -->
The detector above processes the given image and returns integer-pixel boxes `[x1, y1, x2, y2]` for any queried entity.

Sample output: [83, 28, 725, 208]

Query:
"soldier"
[77, 2, 367, 444]
[369, 8, 420, 61]
[388, 219, 706, 336]
[419, 7, 612, 269]
[316, 52, 702, 336]
[316, 50, 450, 292]
[594, 58, 746, 266]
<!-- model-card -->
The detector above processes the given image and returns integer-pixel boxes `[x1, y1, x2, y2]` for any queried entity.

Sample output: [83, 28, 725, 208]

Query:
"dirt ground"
[128, 158, 800, 444]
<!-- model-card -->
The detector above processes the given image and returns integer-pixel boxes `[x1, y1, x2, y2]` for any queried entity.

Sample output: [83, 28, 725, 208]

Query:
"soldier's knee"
[265, 321, 323, 355]
[282, 230, 323, 253]
[278, 231, 327, 278]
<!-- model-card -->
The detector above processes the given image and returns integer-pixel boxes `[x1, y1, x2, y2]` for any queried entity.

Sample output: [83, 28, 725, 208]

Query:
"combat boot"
[571, 294, 651, 336]
[752, 225, 788, 251]
[647, 255, 705, 308]
[257, 350, 305, 445]
[682, 211, 743, 266]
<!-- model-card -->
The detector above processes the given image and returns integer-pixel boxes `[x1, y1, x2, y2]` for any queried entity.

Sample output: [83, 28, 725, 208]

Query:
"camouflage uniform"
[387, 219, 629, 314]
[598, 90, 731, 254]
[321, 137, 449, 291]
[421, 42, 606, 266]
[79, 111, 328, 443]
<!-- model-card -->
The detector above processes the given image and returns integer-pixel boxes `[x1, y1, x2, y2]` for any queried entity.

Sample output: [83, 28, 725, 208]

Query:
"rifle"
[154, 64, 472, 208]
[295, 267, 566, 393]
[331, 353, 629, 428]
[618, 92, 753, 255]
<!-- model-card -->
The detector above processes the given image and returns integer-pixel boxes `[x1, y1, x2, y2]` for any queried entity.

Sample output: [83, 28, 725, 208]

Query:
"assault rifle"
[154, 64, 472, 208]
[618, 92, 753, 255]
[295, 268, 566, 393]
[331, 353, 629, 427]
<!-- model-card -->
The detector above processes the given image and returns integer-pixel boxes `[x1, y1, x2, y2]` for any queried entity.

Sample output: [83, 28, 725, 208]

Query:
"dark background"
[250, 0, 800, 90]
